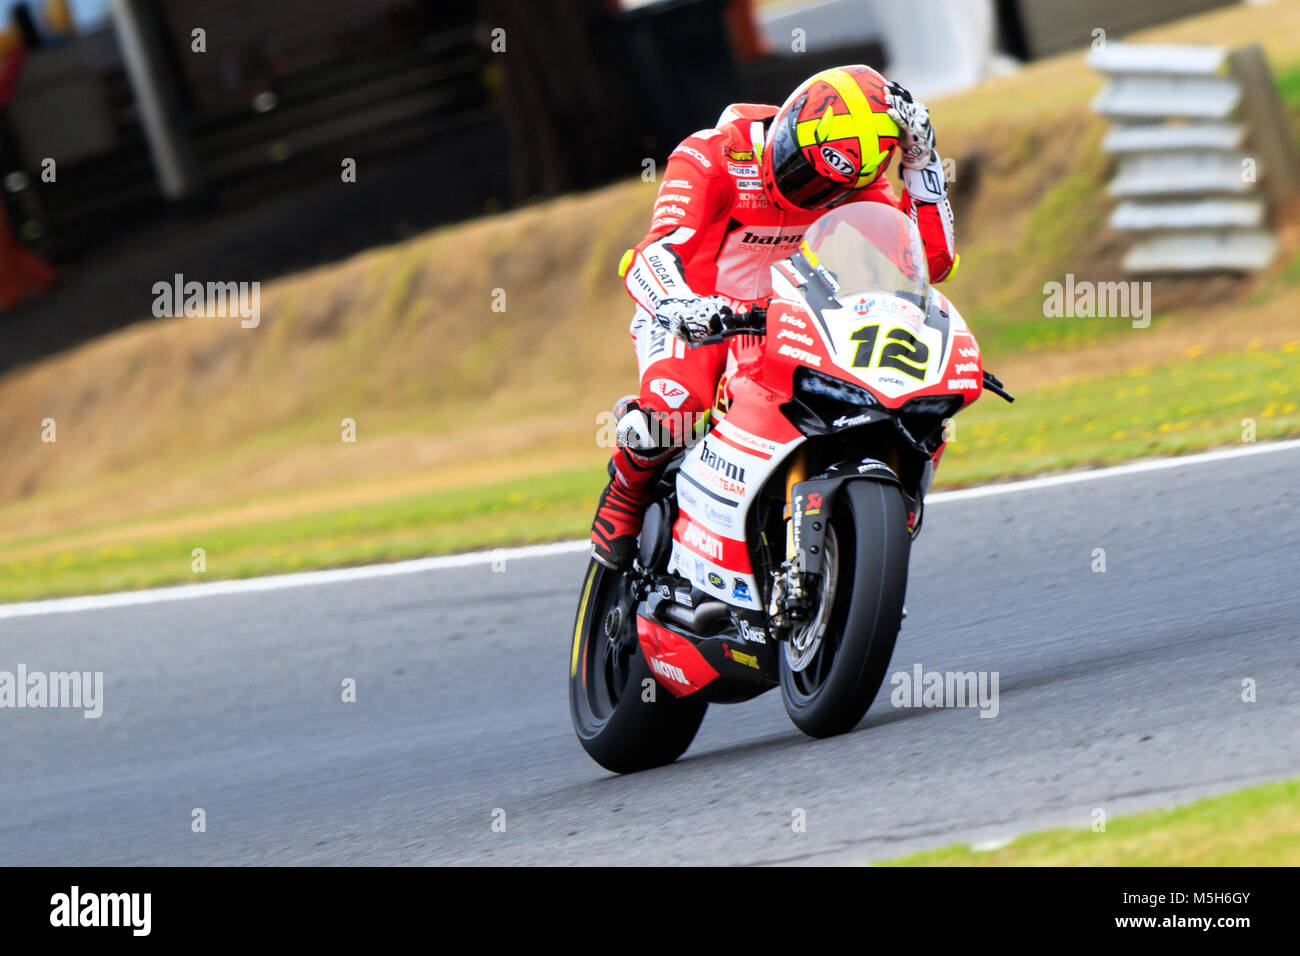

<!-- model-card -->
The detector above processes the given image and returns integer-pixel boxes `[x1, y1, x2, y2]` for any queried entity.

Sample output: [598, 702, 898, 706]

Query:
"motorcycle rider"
[591, 65, 957, 570]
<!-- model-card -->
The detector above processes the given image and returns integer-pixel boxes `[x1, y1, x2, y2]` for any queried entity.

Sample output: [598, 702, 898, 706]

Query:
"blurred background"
[0, 0, 1264, 364]
[1, 0, 1297, 601]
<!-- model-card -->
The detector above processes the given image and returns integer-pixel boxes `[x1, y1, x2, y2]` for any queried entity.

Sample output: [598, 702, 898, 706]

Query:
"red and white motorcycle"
[570, 203, 1013, 773]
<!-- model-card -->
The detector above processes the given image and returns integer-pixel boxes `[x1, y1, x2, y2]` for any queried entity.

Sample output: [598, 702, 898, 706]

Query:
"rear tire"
[779, 480, 910, 738]
[569, 560, 707, 773]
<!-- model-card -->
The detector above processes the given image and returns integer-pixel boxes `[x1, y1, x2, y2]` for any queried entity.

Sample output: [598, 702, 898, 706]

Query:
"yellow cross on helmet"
[761, 65, 902, 211]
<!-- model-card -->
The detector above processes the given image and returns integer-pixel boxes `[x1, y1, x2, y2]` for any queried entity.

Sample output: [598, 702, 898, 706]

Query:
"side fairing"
[669, 413, 801, 610]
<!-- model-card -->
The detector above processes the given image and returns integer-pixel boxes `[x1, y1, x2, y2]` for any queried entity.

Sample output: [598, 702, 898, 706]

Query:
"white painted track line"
[2, 439, 1297, 621]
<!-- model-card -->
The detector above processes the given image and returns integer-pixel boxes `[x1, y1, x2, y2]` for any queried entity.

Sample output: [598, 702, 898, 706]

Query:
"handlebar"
[687, 305, 767, 348]
[983, 369, 1015, 403]
[686, 303, 1015, 405]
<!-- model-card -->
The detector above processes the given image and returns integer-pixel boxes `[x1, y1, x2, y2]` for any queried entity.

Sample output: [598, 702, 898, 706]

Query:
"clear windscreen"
[799, 203, 930, 310]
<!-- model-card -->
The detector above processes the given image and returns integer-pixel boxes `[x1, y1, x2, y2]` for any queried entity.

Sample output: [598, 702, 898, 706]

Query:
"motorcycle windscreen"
[800, 203, 929, 311]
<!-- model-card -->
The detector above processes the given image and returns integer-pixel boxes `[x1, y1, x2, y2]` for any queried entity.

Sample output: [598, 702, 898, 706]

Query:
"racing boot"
[590, 399, 671, 570]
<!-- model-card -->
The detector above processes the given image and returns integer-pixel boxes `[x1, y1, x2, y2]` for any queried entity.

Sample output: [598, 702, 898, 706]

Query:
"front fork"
[769, 449, 811, 633]
[782, 447, 808, 563]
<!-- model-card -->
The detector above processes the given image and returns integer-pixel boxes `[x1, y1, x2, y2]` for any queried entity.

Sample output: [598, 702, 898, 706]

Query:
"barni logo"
[682, 521, 723, 559]
[740, 231, 804, 246]
[650, 657, 690, 687]
[628, 268, 662, 309]
[50, 887, 151, 936]
[699, 441, 746, 482]
[649, 378, 689, 409]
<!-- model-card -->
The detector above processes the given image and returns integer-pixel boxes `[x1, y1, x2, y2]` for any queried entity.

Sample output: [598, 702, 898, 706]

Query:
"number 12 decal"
[850, 324, 930, 381]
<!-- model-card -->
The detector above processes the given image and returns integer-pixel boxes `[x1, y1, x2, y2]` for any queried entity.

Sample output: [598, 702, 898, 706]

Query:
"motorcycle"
[570, 202, 1013, 773]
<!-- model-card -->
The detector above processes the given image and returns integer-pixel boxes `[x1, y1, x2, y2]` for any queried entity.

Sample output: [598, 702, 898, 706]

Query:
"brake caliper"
[767, 554, 817, 635]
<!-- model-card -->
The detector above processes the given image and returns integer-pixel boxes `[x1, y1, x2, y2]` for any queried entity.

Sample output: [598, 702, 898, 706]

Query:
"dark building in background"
[0, 0, 1258, 370]
[7, 0, 498, 260]
[4, 0, 881, 269]
[2, 0, 1251, 267]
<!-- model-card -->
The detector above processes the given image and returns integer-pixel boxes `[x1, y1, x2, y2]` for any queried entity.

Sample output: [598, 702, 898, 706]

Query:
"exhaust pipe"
[656, 599, 730, 634]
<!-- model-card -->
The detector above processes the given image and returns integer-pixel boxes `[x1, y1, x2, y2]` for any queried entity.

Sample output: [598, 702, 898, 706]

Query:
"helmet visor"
[769, 108, 858, 210]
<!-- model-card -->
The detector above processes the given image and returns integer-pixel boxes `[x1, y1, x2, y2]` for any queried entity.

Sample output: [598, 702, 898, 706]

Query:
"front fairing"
[762, 253, 982, 412]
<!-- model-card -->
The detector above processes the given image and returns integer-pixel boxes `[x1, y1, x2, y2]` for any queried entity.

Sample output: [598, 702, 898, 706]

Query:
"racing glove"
[885, 80, 949, 206]
[654, 295, 734, 343]
[884, 81, 935, 171]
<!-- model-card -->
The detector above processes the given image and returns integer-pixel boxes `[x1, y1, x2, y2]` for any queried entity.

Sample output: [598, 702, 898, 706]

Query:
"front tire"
[569, 560, 707, 773]
[780, 480, 910, 738]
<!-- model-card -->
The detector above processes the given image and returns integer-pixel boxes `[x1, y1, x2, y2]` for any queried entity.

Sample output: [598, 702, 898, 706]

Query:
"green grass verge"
[1, 342, 1296, 602]
[0, 467, 606, 602]
[877, 778, 1300, 865]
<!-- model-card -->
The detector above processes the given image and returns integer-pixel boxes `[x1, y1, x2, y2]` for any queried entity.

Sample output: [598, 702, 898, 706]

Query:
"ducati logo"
[682, 521, 723, 560]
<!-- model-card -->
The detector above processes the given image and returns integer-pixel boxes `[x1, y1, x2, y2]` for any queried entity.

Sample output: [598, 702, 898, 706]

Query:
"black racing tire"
[569, 560, 707, 773]
[779, 480, 910, 738]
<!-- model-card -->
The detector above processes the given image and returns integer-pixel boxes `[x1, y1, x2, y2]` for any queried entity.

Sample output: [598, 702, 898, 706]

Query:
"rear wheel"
[779, 480, 910, 738]
[569, 560, 707, 773]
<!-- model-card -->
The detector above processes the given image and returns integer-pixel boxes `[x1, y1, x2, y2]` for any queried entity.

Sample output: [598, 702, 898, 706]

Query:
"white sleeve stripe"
[624, 227, 696, 310]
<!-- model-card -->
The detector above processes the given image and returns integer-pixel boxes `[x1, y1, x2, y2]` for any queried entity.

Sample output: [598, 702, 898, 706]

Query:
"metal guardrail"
[1089, 42, 1298, 273]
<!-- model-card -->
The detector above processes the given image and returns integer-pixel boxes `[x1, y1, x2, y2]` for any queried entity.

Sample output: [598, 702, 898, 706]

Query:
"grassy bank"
[3, 339, 1295, 601]
[879, 778, 1300, 865]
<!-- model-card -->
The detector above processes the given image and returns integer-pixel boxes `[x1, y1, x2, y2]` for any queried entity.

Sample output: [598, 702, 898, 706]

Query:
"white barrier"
[1089, 43, 1297, 273]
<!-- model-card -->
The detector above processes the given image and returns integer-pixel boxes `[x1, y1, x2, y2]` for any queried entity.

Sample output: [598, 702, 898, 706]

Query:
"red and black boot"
[590, 444, 662, 570]
[591, 398, 673, 570]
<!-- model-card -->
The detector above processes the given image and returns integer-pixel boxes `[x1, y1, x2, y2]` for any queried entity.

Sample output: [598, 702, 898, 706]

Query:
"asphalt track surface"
[1, 444, 1297, 865]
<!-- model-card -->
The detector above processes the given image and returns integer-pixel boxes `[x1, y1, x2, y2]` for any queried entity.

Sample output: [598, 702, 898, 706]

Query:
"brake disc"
[784, 526, 838, 673]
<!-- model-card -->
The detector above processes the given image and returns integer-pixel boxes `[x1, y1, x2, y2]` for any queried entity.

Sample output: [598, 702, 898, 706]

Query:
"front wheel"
[779, 480, 910, 738]
[569, 560, 707, 773]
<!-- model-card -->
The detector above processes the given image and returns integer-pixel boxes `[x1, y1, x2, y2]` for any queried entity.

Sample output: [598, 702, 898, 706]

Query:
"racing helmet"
[761, 65, 902, 211]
